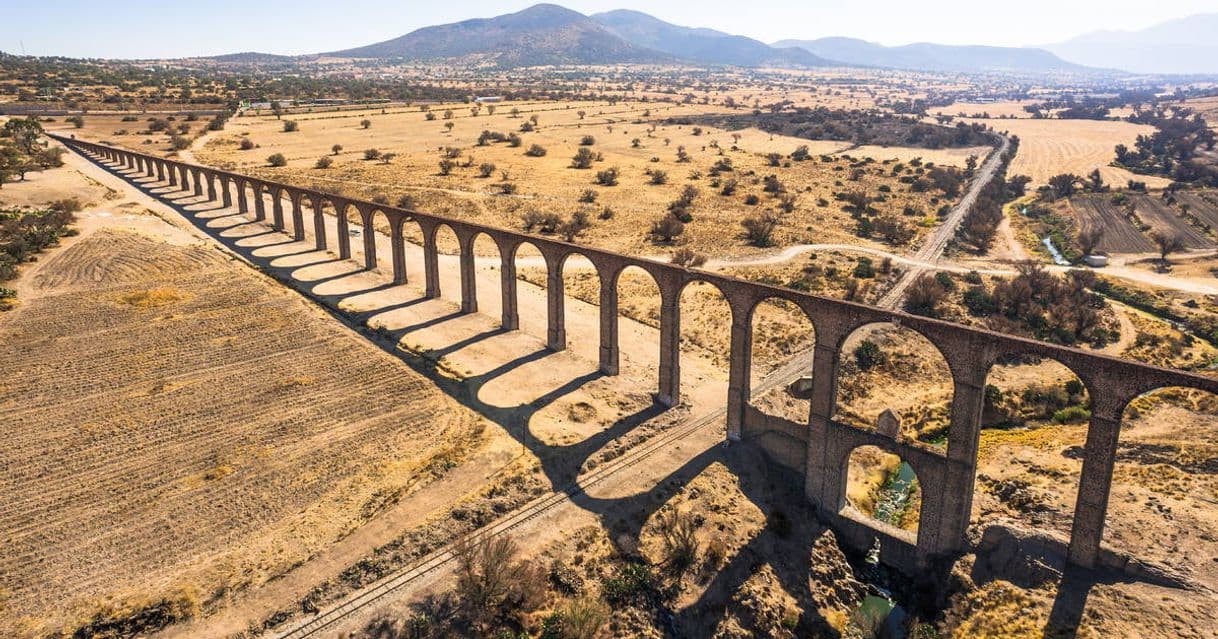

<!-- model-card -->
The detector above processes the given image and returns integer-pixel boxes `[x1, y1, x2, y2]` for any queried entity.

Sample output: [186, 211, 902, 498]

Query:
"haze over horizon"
[3, 0, 1216, 59]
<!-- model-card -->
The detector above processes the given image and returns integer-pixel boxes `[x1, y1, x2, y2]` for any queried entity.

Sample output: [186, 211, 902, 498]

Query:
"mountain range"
[771, 37, 1088, 74]
[1043, 13, 1218, 75]
[213, 4, 1214, 76]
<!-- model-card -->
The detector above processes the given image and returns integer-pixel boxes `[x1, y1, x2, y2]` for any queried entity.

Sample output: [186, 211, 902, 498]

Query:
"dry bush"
[670, 247, 707, 268]
[452, 533, 546, 631]
[742, 210, 781, 247]
[655, 509, 699, 574]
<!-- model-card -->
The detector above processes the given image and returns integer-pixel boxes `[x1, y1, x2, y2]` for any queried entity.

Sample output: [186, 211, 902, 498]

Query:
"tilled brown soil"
[0, 229, 482, 637]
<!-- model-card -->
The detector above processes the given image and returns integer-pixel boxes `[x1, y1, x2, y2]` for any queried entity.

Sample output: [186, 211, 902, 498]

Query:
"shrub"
[331, 143, 343, 155]
[744, 194, 760, 206]
[314, 156, 333, 169]
[507, 133, 523, 147]
[239, 138, 256, 150]
[741, 211, 780, 247]
[266, 153, 287, 167]
[570, 147, 595, 169]
[601, 563, 655, 605]
[396, 194, 417, 209]
[1053, 406, 1092, 424]
[169, 135, 190, 151]
[479, 163, 496, 178]
[650, 216, 685, 242]
[854, 340, 886, 371]
[541, 596, 609, 639]
[438, 159, 455, 175]
[578, 189, 597, 203]
[558, 210, 592, 241]
[670, 247, 707, 268]
[853, 258, 875, 279]
[67, 115, 85, 128]
[525, 144, 547, 157]
[522, 210, 562, 233]
[648, 170, 668, 185]
[595, 167, 619, 186]
[656, 510, 699, 575]
[905, 274, 948, 318]
[720, 178, 738, 196]
[579, 135, 596, 146]
[360, 118, 371, 129]
[363, 148, 381, 160]
[282, 120, 299, 132]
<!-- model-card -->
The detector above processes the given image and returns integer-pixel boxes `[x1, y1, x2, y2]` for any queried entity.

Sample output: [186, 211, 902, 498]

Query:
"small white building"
[474, 96, 504, 104]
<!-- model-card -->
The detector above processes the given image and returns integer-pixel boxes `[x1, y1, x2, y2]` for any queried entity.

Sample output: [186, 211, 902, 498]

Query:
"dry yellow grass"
[198, 99, 980, 258]
[963, 117, 1172, 188]
[0, 229, 484, 637]
[117, 286, 187, 307]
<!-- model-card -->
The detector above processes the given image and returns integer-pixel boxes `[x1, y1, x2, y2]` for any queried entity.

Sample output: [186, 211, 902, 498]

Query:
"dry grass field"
[963, 117, 1172, 188]
[195, 99, 984, 258]
[0, 227, 484, 637]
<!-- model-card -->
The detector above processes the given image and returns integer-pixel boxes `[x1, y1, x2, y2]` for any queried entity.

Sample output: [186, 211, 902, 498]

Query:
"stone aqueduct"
[56, 134, 1218, 574]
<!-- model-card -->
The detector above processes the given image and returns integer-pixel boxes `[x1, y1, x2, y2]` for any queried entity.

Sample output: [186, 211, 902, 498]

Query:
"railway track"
[876, 134, 1010, 309]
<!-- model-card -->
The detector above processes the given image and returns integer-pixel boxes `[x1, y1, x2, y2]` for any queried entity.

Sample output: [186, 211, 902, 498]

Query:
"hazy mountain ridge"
[1045, 13, 1218, 75]
[772, 37, 1089, 74]
[591, 9, 833, 68]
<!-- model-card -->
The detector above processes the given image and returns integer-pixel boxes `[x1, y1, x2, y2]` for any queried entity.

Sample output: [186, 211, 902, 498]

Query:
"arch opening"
[845, 445, 921, 534]
[1105, 386, 1218, 565]
[834, 323, 953, 449]
[747, 296, 816, 422]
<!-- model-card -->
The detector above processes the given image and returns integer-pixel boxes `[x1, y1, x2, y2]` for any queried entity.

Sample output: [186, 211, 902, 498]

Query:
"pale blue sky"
[4, 0, 1216, 59]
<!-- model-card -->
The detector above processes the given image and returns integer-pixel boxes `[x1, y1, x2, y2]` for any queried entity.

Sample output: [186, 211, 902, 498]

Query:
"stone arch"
[743, 293, 819, 425]
[505, 238, 563, 349]
[669, 275, 734, 408]
[842, 444, 923, 541]
[967, 354, 1093, 547]
[832, 321, 954, 448]
[594, 262, 660, 379]
[467, 230, 504, 322]
[285, 189, 307, 241]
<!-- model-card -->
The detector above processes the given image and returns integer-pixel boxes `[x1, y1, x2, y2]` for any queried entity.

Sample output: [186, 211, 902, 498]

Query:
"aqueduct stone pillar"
[423, 227, 440, 298]
[206, 174, 217, 202]
[360, 208, 377, 271]
[936, 361, 989, 555]
[271, 191, 285, 231]
[546, 258, 566, 351]
[657, 290, 681, 406]
[221, 179, 233, 208]
[725, 310, 752, 441]
[390, 218, 407, 285]
[500, 250, 519, 330]
[253, 185, 266, 221]
[193, 170, 203, 197]
[312, 198, 327, 251]
[290, 194, 305, 241]
[156, 161, 165, 182]
[597, 270, 619, 375]
[168, 162, 177, 186]
[805, 334, 846, 510]
[459, 236, 477, 313]
[335, 204, 351, 260]
[1068, 404, 1124, 568]
[237, 181, 248, 215]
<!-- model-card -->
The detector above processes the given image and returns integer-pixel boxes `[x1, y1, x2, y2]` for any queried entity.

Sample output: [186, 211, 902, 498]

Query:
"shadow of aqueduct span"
[52, 133, 1218, 578]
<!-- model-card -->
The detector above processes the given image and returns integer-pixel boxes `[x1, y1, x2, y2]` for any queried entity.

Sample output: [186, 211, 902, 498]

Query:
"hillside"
[773, 37, 1092, 74]
[328, 4, 670, 67]
[1045, 13, 1218, 75]
[592, 9, 832, 68]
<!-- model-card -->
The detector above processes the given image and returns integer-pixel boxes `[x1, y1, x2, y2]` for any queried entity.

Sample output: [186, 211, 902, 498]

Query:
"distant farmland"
[1068, 190, 1218, 254]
